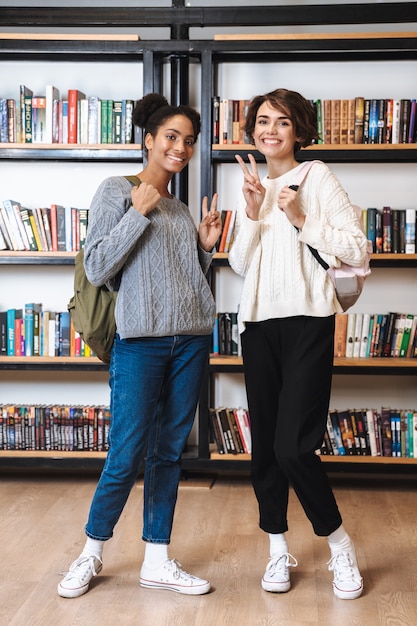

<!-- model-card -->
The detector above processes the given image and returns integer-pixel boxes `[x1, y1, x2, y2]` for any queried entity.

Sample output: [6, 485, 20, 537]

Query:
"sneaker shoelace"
[266, 553, 298, 578]
[64, 555, 102, 583]
[165, 559, 193, 581]
[327, 551, 360, 584]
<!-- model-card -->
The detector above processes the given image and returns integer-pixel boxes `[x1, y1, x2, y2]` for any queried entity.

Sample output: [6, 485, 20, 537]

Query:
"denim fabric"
[85, 333, 210, 543]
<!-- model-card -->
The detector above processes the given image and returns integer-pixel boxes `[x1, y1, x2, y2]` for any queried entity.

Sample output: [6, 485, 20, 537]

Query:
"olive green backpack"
[67, 175, 141, 363]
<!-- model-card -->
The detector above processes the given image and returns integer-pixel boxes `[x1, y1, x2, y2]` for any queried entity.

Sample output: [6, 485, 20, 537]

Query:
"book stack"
[209, 406, 251, 454]
[0, 84, 136, 144]
[334, 312, 417, 359]
[0, 305, 95, 358]
[320, 407, 417, 458]
[212, 311, 239, 356]
[0, 404, 110, 452]
[212, 96, 417, 145]
[0, 199, 88, 252]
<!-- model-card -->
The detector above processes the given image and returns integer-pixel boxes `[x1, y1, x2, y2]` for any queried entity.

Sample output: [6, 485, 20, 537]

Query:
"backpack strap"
[124, 175, 142, 186]
[289, 160, 330, 271]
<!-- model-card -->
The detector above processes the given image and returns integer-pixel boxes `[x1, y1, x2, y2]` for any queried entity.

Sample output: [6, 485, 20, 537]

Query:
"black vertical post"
[170, 0, 189, 203]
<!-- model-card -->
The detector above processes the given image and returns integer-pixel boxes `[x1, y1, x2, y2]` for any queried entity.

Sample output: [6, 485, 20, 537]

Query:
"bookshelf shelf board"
[0, 356, 108, 371]
[208, 453, 417, 466]
[0, 450, 107, 459]
[212, 144, 417, 164]
[0, 144, 143, 162]
[209, 356, 417, 374]
[0, 251, 77, 265]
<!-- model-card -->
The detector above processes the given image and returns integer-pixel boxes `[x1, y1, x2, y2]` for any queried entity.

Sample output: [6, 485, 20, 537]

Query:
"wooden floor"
[1, 471, 417, 626]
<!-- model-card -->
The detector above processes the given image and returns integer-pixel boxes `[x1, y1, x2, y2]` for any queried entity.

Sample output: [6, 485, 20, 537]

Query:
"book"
[122, 99, 134, 144]
[32, 96, 47, 143]
[2, 199, 26, 250]
[345, 313, 356, 358]
[24, 303, 42, 357]
[218, 210, 233, 253]
[212, 96, 220, 143]
[337, 409, 356, 455]
[359, 313, 371, 358]
[329, 409, 345, 455]
[233, 407, 251, 454]
[399, 99, 411, 143]
[405, 209, 415, 253]
[87, 96, 101, 144]
[366, 207, 377, 251]
[365, 408, 379, 456]
[354, 96, 364, 143]
[11, 199, 30, 250]
[112, 100, 123, 143]
[68, 89, 86, 143]
[334, 313, 348, 358]
[19, 85, 33, 143]
[353, 313, 363, 358]
[216, 407, 235, 453]
[380, 406, 393, 456]
[226, 407, 245, 453]
[399, 314, 414, 357]
[45, 84, 60, 143]
[382, 206, 392, 252]
[19, 206, 38, 251]
[209, 407, 225, 453]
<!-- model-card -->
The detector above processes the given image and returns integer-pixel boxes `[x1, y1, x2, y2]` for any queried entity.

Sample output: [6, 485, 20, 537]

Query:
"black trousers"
[241, 316, 343, 537]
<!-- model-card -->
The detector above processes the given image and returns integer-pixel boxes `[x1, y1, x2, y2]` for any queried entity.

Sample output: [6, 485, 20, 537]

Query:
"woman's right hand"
[235, 153, 265, 221]
[131, 181, 161, 216]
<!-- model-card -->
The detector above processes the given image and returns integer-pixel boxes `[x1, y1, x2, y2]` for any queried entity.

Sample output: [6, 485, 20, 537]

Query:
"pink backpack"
[290, 160, 372, 312]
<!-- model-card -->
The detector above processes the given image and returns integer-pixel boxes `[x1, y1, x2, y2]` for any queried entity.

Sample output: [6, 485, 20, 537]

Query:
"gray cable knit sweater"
[84, 176, 216, 339]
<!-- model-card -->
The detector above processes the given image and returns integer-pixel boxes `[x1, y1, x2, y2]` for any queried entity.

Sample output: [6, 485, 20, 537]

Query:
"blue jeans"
[85, 333, 210, 543]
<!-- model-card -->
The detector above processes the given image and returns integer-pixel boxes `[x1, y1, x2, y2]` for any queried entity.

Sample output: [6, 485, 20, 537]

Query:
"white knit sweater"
[228, 161, 368, 334]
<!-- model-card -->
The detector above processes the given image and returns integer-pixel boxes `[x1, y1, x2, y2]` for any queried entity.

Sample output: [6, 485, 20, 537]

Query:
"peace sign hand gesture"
[235, 153, 266, 221]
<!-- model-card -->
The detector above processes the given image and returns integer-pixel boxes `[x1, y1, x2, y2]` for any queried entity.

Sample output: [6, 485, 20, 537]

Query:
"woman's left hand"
[278, 186, 306, 231]
[198, 193, 222, 252]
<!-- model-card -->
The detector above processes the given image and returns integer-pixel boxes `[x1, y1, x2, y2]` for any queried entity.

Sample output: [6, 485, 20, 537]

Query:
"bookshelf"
[2, 2, 417, 472]
[196, 19, 417, 472]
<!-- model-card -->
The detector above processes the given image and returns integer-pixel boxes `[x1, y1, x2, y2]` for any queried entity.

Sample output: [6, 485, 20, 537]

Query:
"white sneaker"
[58, 555, 103, 598]
[327, 550, 363, 600]
[261, 553, 298, 593]
[140, 559, 210, 595]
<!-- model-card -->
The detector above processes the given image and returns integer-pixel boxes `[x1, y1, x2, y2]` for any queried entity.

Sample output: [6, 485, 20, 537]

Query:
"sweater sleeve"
[297, 164, 368, 268]
[84, 176, 150, 287]
[228, 194, 263, 277]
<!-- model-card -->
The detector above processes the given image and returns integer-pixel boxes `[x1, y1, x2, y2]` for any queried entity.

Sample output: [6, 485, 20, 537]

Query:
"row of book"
[0, 404, 110, 452]
[0, 307, 93, 358]
[0, 85, 139, 145]
[212, 311, 240, 356]
[209, 406, 252, 455]
[212, 97, 417, 146]
[364, 206, 416, 254]
[319, 407, 417, 458]
[217, 208, 236, 253]
[334, 312, 417, 359]
[0, 198, 88, 252]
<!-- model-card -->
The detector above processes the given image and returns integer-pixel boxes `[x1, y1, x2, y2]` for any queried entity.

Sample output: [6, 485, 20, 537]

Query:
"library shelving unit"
[2, 2, 417, 473]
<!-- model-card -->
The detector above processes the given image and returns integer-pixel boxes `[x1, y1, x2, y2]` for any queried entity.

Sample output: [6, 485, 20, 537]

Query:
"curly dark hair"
[133, 93, 201, 146]
[244, 88, 319, 153]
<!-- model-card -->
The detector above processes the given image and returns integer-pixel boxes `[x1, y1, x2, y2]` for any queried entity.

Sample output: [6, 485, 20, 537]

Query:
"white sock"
[327, 525, 353, 556]
[143, 543, 169, 569]
[269, 533, 288, 557]
[81, 537, 104, 560]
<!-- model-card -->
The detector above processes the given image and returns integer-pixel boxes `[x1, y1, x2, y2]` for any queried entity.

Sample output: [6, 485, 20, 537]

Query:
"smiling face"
[252, 100, 298, 160]
[145, 114, 196, 174]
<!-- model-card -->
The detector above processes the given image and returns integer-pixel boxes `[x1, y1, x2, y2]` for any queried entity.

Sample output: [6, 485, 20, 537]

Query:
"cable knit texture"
[84, 176, 216, 339]
[228, 161, 368, 334]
